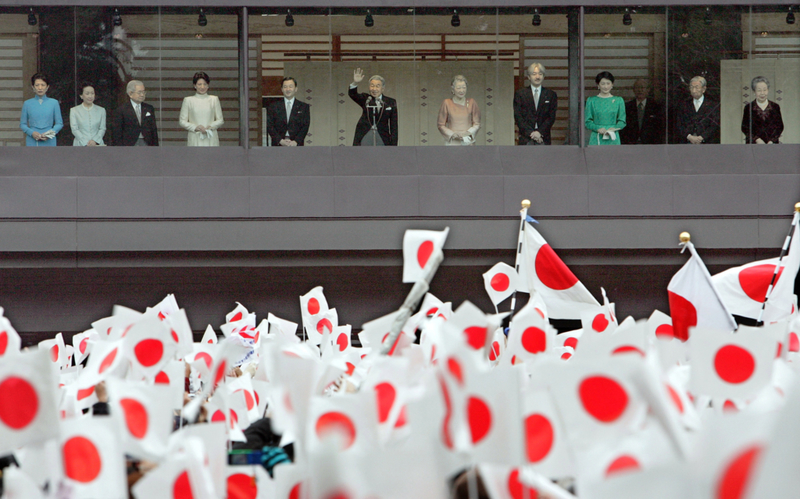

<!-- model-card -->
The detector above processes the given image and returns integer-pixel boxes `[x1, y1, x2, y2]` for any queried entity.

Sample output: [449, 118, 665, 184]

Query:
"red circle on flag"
[211, 410, 225, 423]
[120, 398, 149, 439]
[196, 352, 213, 369]
[564, 337, 578, 350]
[579, 376, 629, 423]
[307, 298, 320, 315]
[234, 389, 255, 411]
[534, 244, 578, 291]
[738, 264, 782, 302]
[467, 396, 492, 444]
[655, 324, 674, 340]
[336, 333, 348, 351]
[507, 468, 538, 499]
[714, 345, 756, 384]
[605, 455, 641, 477]
[227, 473, 257, 499]
[98, 348, 118, 374]
[214, 361, 227, 385]
[521, 327, 547, 354]
[316, 319, 333, 335]
[134, 339, 164, 368]
[464, 326, 487, 350]
[723, 400, 738, 413]
[417, 240, 434, 269]
[374, 382, 396, 424]
[50, 345, 59, 363]
[77, 386, 95, 401]
[173, 470, 194, 499]
[611, 345, 645, 357]
[592, 314, 610, 333]
[0, 331, 7, 355]
[490, 273, 510, 292]
[524, 413, 554, 463]
[447, 357, 464, 385]
[289, 483, 302, 499]
[0, 376, 38, 429]
[231, 311, 243, 322]
[668, 291, 697, 341]
[315, 412, 357, 449]
[171, 330, 179, 343]
[716, 445, 762, 499]
[667, 384, 684, 414]
[345, 362, 356, 376]
[489, 341, 500, 361]
[155, 371, 170, 384]
[561, 352, 572, 360]
[789, 332, 800, 353]
[63, 436, 102, 483]
[79, 338, 89, 354]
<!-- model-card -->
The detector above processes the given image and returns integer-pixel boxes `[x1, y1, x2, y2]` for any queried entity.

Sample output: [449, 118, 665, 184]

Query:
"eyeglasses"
[133, 90, 146, 95]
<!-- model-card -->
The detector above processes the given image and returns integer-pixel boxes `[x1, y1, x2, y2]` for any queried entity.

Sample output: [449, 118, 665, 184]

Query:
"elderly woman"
[179, 71, 224, 146]
[70, 83, 106, 146]
[20, 73, 63, 146]
[741, 76, 783, 144]
[585, 71, 626, 145]
[437, 75, 481, 145]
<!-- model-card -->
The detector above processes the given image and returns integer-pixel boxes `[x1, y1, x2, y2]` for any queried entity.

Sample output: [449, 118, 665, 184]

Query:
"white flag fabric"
[107, 380, 173, 461]
[38, 332, 67, 370]
[667, 242, 737, 341]
[483, 262, 519, 305]
[0, 310, 21, 359]
[402, 228, 449, 283]
[522, 223, 600, 319]
[60, 417, 128, 499]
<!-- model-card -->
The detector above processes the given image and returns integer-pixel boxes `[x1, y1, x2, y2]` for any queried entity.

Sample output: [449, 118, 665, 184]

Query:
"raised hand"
[353, 68, 364, 84]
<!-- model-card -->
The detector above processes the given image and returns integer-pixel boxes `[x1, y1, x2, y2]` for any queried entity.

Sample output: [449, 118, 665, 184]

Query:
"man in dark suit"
[676, 76, 719, 144]
[112, 80, 159, 146]
[348, 68, 398, 146]
[267, 77, 310, 146]
[513, 62, 558, 145]
[620, 79, 665, 145]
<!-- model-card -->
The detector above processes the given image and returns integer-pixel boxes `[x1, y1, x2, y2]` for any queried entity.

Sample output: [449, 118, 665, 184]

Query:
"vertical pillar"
[567, 7, 582, 146]
[238, 6, 249, 148]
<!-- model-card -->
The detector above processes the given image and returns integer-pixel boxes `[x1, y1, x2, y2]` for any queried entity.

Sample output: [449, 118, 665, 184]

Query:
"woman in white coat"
[179, 72, 224, 146]
[70, 83, 106, 146]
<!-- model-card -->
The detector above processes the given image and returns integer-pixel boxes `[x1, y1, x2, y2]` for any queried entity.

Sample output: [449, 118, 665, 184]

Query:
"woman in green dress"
[585, 71, 626, 145]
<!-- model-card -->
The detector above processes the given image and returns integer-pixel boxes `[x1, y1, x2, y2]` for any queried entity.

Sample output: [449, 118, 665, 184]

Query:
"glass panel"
[250, 7, 331, 147]
[584, 7, 667, 145]
[667, 6, 746, 144]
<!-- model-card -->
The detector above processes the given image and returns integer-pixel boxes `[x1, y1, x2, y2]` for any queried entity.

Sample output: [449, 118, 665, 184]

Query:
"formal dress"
[676, 96, 720, 144]
[179, 93, 224, 146]
[349, 86, 398, 146]
[513, 85, 558, 145]
[69, 104, 106, 146]
[741, 100, 783, 144]
[20, 96, 63, 147]
[266, 97, 310, 146]
[112, 100, 159, 146]
[585, 95, 626, 145]
[619, 98, 665, 145]
[437, 98, 481, 145]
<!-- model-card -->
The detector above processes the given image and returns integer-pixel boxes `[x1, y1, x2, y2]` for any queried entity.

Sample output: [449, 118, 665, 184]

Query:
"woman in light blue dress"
[20, 73, 63, 146]
[70, 83, 106, 146]
[585, 71, 626, 145]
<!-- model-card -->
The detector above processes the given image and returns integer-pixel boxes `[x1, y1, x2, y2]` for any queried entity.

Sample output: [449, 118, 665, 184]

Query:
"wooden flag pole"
[756, 202, 800, 326]
[508, 199, 530, 322]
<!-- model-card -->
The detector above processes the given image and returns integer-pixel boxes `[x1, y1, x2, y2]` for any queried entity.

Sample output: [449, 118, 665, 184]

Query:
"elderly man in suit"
[676, 76, 719, 144]
[620, 79, 665, 145]
[513, 62, 558, 145]
[113, 80, 158, 146]
[267, 77, 310, 146]
[348, 68, 398, 146]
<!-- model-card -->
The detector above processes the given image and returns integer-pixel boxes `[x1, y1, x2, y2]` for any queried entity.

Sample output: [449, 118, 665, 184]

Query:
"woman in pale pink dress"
[437, 75, 481, 145]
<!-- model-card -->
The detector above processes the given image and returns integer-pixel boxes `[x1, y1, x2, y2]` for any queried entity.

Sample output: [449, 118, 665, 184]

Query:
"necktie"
[638, 101, 645, 129]
[135, 104, 141, 124]
[286, 101, 292, 122]
[694, 100, 700, 112]
[534, 88, 540, 107]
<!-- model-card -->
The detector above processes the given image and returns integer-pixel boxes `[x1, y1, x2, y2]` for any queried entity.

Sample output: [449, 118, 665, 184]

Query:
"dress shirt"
[693, 95, 704, 112]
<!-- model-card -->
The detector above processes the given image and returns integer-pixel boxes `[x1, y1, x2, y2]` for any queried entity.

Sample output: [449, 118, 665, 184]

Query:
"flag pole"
[508, 199, 530, 322]
[756, 202, 800, 326]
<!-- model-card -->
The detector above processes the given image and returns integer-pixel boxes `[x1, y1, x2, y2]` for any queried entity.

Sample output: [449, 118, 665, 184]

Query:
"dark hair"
[282, 77, 298, 87]
[595, 71, 615, 84]
[193, 72, 210, 85]
[78, 82, 94, 98]
[31, 72, 49, 86]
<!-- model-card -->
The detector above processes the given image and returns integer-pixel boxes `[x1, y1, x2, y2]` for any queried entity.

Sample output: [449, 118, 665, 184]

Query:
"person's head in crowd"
[526, 62, 545, 88]
[368, 75, 385, 98]
[127, 80, 146, 104]
[31, 72, 49, 98]
[451, 75, 468, 101]
[596, 71, 615, 96]
[78, 82, 95, 107]
[281, 77, 298, 100]
[451, 469, 489, 499]
[193, 71, 210, 95]
[689, 76, 707, 100]
[633, 79, 650, 102]
[751, 75, 770, 103]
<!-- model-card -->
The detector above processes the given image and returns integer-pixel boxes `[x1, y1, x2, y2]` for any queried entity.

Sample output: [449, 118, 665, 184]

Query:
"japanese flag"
[107, 379, 173, 461]
[200, 325, 218, 345]
[306, 389, 377, 454]
[483, 262, 519, 305]
[123, 316, 177, 380]
[448, 301, 500, 352]
[0, 349, 60, 455]
[268, 312, 299, 338]
[39, 332, 67, 370]
[1, 466, 46, 499]
[308, 308, 338, 346]
[332, 325, 353, 354]
[226, 302, 251, 324]
[523, 223, 600, 320]
[152, 359, 187, 410]
[60, 416, 127, 499]
[506, 301, 556, 364]
[0, 310, 21, 359]
[225, 465, 272, 499]
[300, 286, 329, 334]
[667, 241, 737, 341]
[521, 384, 575, 478]
[479, 465, 540, 499]
[71, 329, 97, 365]
[402, 228, 449, 283]
[131, 449, 216, 499]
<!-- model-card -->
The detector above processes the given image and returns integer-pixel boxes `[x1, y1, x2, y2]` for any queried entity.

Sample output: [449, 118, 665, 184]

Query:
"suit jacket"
[676, 97, 719, 144]
[267, 99, 310, 146]
[112, 101, 159, 146]
[620, 98, 665, 145]
[349, 87, 398, 146]
[513, 86, 557, 145]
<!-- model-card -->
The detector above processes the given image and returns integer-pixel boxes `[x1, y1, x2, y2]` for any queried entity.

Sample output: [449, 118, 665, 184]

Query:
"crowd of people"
[19, 63, 786, 147]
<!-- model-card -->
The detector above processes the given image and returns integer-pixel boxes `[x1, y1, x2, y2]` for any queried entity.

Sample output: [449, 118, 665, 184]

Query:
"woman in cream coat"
[179, 72, 224, 146]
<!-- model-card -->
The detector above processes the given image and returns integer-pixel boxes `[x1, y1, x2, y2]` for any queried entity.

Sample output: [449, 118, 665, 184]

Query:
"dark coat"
[112, 101, 159, 146]
[676, 96, 720, 144]
[741, 100, 784, 144]
[349, 87, 398, 146]
[513, 86, 558, 145]
[267, 98, 311, 146]
[620, 98, 666, 144]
